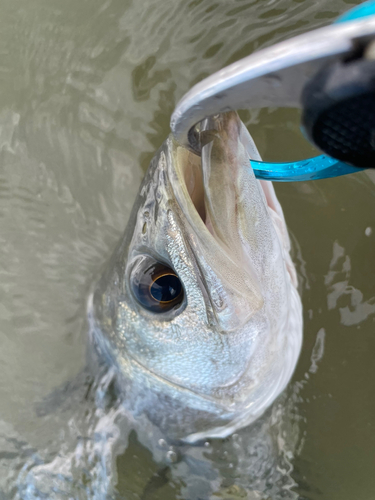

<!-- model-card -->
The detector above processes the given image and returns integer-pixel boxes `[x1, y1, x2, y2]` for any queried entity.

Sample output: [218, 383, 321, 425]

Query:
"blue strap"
[251, 156, 363, 182]
[252, 1, 375, 182]
[336, 0, 375, 24]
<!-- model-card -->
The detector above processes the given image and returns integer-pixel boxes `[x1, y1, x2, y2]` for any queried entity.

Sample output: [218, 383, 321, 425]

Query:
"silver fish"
[90, 111, 302, 444]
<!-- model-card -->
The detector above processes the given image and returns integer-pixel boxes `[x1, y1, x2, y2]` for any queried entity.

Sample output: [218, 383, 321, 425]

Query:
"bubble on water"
[166, 449, 178, 463]
[365, 227, 372, 236]
[158, 438, 167, 449]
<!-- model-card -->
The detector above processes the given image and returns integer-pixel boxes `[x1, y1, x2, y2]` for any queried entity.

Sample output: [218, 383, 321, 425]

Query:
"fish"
[13, 111, 303, 499]
[89, 111, 303, 445]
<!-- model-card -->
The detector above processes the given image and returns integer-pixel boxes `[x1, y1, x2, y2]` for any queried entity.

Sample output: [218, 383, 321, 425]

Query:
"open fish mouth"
[174, 113, 262, 235]
[172, 113, 256, 237]
[167, 111, 290, 332]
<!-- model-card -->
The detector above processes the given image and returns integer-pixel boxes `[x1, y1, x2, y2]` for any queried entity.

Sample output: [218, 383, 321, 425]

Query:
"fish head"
[91, 112, 302, 442]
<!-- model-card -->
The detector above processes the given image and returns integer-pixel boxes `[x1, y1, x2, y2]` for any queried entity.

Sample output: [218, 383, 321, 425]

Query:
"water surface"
[0, 0, 374, 498]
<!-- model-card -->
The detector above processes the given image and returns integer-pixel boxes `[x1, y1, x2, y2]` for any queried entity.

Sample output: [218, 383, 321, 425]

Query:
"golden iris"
[131, 261, 183, 313]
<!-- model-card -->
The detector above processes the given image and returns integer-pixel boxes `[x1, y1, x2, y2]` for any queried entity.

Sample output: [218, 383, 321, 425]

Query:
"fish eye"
[131, 259, 184, 313]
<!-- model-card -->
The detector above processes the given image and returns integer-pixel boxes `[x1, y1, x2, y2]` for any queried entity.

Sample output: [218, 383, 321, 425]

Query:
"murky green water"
[0, 0, 374, 498]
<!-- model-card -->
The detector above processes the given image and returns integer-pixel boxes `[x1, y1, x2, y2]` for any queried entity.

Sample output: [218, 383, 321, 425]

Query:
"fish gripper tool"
[171, 1, 375, 182]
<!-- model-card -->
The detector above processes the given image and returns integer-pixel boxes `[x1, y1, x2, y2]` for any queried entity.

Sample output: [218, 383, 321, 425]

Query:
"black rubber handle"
[302, 55, 375, 168]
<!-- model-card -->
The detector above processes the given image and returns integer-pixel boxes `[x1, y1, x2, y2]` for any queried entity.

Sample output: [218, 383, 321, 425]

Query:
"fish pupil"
[151, 275, 182, 303]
